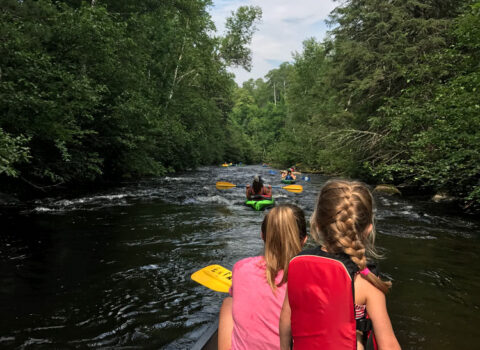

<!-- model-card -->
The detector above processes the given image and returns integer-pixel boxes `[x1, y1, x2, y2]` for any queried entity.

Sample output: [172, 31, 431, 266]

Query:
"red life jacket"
[287, 247, 360, 349]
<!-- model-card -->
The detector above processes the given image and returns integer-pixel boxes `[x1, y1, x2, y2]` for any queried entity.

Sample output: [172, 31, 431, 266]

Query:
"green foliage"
[0, 0, 261, 194]
[0, 129, 30, 177]
[368, 1, 480, 205]
[220, 6, 262, 71]
[265, 0, 479, 209]
[0, 1, 110, 183]
[273, 39, 353, 173]
[226, 66, 292, 164]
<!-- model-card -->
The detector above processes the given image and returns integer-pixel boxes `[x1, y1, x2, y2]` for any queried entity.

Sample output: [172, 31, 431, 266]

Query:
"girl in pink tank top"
[218, 204, 308, 350]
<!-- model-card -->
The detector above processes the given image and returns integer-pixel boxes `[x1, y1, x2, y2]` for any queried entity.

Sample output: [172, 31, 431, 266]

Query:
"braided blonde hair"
[310, 180, 391, 294]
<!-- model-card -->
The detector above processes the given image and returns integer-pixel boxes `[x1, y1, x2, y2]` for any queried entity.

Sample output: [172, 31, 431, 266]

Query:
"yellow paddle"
[215, 181, 303, 193]
[191, 264, 232, 293]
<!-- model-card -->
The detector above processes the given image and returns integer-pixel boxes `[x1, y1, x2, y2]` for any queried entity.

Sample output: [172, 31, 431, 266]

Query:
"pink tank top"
[229, 256, 286, 350]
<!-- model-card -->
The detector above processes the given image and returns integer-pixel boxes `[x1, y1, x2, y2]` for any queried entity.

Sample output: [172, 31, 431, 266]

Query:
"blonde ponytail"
[263, 205, 306, 291]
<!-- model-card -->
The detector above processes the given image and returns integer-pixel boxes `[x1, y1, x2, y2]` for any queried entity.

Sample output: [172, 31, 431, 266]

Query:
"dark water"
[0, 165, 479, 349]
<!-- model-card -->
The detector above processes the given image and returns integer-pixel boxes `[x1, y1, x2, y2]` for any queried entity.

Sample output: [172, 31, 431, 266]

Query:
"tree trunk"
[166, 21, 190, 107]
[273, 82, 276, 106]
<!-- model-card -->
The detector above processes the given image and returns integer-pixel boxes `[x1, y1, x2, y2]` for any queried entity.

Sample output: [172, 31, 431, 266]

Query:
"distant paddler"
[281, 168, 296, 181]
[246, 175, 272, 200]
[289, 165, 302, 175]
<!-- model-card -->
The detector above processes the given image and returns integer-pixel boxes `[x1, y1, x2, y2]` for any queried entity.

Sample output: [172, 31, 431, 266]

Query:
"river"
[0, 165, 478, 349]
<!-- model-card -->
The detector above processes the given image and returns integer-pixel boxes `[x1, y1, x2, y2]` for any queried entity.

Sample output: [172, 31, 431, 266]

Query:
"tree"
[220, 6, 262, 71]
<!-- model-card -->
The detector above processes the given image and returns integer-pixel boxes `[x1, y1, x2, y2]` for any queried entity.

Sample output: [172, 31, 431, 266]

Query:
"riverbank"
[271, 163, 478, 215]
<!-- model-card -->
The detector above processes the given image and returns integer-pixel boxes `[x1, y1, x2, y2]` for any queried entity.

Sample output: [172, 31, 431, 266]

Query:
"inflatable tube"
[245, 198, 275, 211]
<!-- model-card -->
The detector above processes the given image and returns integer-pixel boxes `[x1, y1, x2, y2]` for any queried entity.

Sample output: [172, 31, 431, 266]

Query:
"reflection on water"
[0, 165, 479, 349]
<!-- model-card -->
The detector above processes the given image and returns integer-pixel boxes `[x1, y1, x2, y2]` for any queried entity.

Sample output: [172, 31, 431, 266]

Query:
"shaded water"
[0, 165, 478, 349]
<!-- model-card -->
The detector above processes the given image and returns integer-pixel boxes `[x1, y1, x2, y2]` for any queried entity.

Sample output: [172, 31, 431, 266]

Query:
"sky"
[209, 0, 337, 84]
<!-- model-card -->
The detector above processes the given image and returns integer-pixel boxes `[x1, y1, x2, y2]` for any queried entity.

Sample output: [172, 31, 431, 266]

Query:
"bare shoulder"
[354, 274, 385, 305]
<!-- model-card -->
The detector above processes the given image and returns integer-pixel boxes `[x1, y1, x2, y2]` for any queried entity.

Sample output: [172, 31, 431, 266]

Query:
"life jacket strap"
[356, 317, 372, 332]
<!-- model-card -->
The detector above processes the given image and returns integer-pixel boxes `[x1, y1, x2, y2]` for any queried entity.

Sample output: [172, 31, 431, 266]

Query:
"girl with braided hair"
[279, 180, 400, 350]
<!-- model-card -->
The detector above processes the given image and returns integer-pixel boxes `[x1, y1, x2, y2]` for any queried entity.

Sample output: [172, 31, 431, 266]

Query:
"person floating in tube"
[246, 175, 272, 200]
[282, 169, 296, 181]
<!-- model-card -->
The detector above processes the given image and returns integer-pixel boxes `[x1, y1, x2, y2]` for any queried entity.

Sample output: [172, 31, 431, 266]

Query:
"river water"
[0, 165, 478, 349]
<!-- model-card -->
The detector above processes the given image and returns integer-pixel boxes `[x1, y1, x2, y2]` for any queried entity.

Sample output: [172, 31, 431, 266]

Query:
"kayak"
[245, 197, 275, 211]
[281, 179, 296, 184]
[191, 319, 218, 350]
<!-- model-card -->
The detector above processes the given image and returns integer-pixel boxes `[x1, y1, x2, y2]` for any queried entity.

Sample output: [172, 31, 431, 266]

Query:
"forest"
[230, 0, 480, 210]
[1, 0, 479, 210]
[0, 0, 262, 191]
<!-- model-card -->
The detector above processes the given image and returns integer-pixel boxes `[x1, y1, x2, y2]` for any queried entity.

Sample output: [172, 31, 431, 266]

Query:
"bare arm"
[246, 185, 250, 199]
[279, 288, 292, 350]
[218, 297, 233, 350]
[363, 279, 401, 350]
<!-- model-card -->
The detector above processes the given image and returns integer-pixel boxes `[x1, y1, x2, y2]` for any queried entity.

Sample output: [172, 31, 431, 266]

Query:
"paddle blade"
[283, 184, 303, 193]
[216, 181, 237, 190]
[191, 264, 232, 293]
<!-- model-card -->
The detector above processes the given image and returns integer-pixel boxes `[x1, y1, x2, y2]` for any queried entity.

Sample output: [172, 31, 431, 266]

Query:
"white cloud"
[209, 0, 337, 84]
